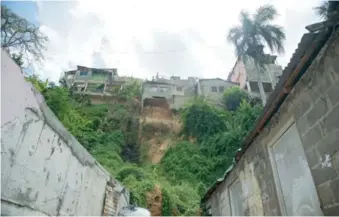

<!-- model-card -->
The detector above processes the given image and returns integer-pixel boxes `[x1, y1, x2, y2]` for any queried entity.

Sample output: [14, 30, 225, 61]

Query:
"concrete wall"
[198, 79, 235, 104]
[206, 31, 339, 215]
[142, 79, 195, 110]
[1, 50, 129, 216]
[244, 59, 282, 85]
[230, 60, 247, 88]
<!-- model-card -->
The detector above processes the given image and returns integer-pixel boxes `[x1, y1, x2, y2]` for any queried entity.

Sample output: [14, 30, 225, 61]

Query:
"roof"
[143, 80, 171, 85]
[199, 78, 238, 85]
[201, 22, 335, 203]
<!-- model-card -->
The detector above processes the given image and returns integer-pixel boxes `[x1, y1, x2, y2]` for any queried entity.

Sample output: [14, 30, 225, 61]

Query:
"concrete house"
[197, 78, 236, 106]
[142, 75, 196, 110]
[63, 66, 131, 104]
[202, 22, 339, 216]
[228, 55, 283, 104]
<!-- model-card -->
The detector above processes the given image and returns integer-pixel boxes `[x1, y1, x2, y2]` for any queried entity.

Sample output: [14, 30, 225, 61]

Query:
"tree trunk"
[257, 67, 267, 106]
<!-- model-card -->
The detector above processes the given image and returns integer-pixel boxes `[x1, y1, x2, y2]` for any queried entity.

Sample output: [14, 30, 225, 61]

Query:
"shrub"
[222, 86, 250, 111]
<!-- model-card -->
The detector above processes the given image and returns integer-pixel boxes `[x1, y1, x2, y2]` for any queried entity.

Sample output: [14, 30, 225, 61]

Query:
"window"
[219, 86, 224, 93]
[80, 71, 88, 76]
[159, 87, 168, 92]
[176, 87, 183, 92]
[269, 123, 323, 215]
[211, 86, 217, 92]
[150, 86, 157, 92]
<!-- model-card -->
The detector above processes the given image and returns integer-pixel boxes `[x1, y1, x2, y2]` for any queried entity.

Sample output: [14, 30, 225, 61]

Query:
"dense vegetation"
[28, 76, 261, 215]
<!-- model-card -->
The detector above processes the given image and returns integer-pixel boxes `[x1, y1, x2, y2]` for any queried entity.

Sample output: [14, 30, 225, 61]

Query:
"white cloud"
[35, 0, 323, 82]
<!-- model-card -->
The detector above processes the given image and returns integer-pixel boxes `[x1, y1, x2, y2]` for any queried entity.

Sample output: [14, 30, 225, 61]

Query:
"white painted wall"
[1, 49, 128, 216]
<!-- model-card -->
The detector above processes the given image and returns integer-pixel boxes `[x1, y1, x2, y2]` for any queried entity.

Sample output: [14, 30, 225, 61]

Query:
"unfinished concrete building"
[202, 21, 339, 216]
[141, 75, 197, 110]
[228, 55, 283, 104]
[197, 78, 236, 106]
[63, 66, 129, 104]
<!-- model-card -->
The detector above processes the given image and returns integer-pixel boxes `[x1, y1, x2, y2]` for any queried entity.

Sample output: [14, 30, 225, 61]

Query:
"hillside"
[27, 76, 262, 216]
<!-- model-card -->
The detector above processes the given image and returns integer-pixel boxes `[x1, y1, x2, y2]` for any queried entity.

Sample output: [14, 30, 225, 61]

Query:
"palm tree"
[227, 5, 285, 105]
[314, 0, 339, 21]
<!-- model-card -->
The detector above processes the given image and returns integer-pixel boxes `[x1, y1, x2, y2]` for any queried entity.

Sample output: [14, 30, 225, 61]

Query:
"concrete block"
[292, 92, 313, 118]
[311, 165, 337, 186]
[296, 116, 309, 137]
[305, 148, 320, 168]
[321, 105, 339, 133]
[317, 129, 339, 157]
[323, 205, 339, 216]
[317, 183, 335, 206]
[324, 53, 339, 82]
[306, 98, 329, 127]
[301, 125, 323, 150]
[334, 151, 339, 173]
[310, 69, 333, 97]
[327, 84, 339, 106]
[330, 178, 339, 203]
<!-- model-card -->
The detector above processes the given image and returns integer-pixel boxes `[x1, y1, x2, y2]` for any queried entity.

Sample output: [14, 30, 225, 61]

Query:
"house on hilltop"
[197, 78, 237, 106]
[228, 55, 283, 105]
[62, 66, 139, 104]
[141, 75, 197, 110]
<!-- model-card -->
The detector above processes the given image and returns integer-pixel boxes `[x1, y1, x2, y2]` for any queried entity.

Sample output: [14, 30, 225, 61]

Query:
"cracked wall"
[1, 49, 129, 216]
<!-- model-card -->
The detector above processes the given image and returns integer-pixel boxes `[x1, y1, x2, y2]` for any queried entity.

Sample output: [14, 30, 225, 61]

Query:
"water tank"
[118, 206, 151, 216]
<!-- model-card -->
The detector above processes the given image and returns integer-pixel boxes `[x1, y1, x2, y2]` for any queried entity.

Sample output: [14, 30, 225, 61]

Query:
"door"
[270, 123, 323, 215]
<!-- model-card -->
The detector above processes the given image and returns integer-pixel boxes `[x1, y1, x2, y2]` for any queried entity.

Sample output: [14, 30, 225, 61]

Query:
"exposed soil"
[146, 184, 162, 216]
[140, 103, 182, 164]
[142, 106, 172, 120]
[148, 138, 171, 164]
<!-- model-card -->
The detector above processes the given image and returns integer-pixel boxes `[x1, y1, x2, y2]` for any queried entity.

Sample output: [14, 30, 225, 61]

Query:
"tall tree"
[227, 5, 285, 105]
[314, 0, 339, 21]
[1, 5, 48, 64]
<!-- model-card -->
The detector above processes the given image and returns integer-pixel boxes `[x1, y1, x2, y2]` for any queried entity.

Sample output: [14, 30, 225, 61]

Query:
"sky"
[3, 0, 323, 82]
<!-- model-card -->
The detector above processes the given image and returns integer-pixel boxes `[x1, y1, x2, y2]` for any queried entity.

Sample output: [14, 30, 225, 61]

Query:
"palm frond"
[259, 24, 285, 54]
[227, 26, 244, 57]
[314, 1, 329, 20]
[254, 5, 278, 24]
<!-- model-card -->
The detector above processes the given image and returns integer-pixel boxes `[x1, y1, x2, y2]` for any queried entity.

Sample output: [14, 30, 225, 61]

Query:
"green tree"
[1, 5, 48, 62]
[222, 86, 250, 111]
[11, 53, 24, 67]
[180, 98, 230, 142]
[227, 5, 285, 105]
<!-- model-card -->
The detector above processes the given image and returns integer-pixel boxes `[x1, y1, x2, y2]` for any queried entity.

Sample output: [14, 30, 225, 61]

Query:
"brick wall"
[102, 180, 129, 216]
[207, 30, 339, 215]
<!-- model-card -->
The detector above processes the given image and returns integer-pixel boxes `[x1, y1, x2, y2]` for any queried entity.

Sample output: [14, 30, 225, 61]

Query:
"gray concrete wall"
[142, 79, 195, 110]
[198, 79, 235, 105]
[1, 49, 129, 216]
[207, 30, 339, 215]
[244, 58, 283, 86]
